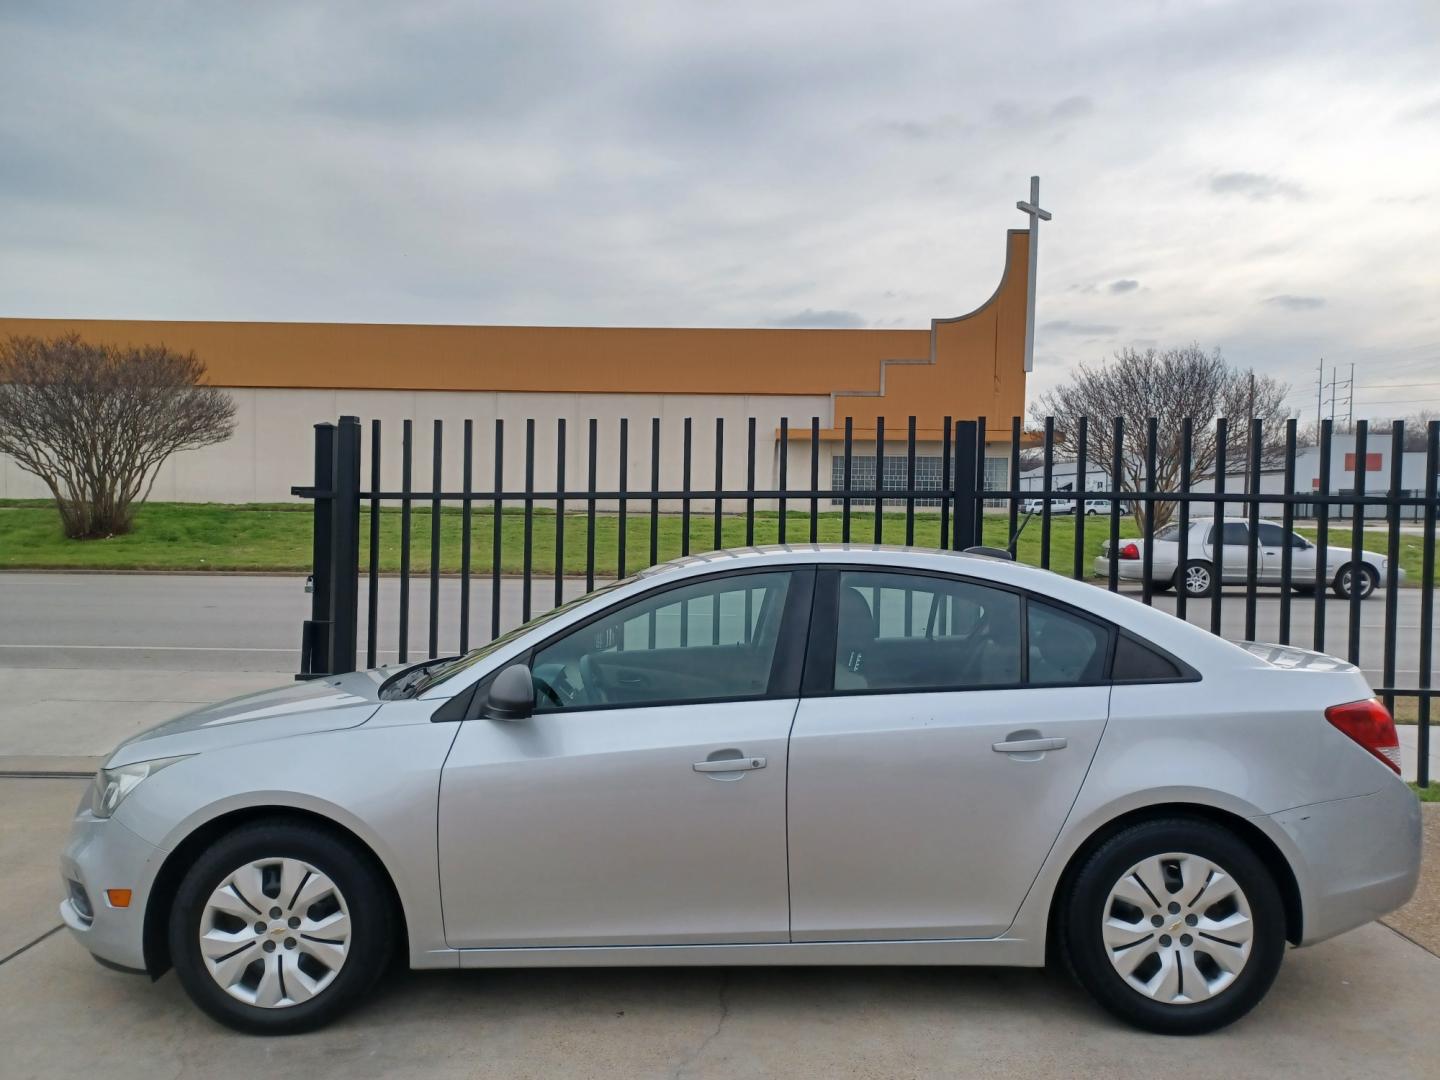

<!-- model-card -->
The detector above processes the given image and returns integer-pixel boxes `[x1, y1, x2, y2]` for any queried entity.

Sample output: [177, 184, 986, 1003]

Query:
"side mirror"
[482, 664, 535, 721]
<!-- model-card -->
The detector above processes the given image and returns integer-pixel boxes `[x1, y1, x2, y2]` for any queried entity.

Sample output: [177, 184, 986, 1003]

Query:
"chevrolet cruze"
[59, 545, 1421, 1035]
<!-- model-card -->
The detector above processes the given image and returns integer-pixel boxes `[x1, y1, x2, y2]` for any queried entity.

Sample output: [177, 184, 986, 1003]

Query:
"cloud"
[884, 94, 1091, 141]
[1399, 98, 1440, 122]
[1042, 319, 1119, 336]
[0, 0, 1436, 418]
[991, 94, 1095, 128]
[1208, 172, 1306, 201]
[1264, 295, 1326, 311]
[770, 309, 867, 329]
[1108, 279, 1139, 294]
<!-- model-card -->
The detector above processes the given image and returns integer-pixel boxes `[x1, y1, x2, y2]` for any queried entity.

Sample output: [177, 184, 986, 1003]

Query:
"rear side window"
[1112, 635, 1183, 682]
[833, 571, 1023, 692]
[1210, 523, 1248, 544]
[1027, 601, 1111, 685]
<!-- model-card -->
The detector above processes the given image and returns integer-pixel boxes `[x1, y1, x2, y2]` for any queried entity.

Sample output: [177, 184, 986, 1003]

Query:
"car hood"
[105, 668, 395, 768]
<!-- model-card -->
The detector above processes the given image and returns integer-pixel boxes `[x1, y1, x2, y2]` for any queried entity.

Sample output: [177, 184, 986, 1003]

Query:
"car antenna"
[1008, 507, 1037, 557]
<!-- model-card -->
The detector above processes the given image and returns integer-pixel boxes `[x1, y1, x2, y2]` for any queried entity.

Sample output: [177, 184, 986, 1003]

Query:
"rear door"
[786, 568, 1111, 941]
[1203, 521, 1251, 585]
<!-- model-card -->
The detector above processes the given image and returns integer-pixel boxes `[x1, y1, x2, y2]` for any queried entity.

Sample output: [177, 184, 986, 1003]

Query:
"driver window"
[1255, 523, 1289, 548]
[530, 571, 792, 711]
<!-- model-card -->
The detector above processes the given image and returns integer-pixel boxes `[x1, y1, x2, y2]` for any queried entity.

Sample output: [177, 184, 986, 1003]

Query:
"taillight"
[1325, 698, 1401, 774]
[1118, 542, 1140, 560]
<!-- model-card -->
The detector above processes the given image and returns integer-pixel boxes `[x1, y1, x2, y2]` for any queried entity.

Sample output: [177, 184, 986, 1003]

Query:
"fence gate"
[295, 413, 1438, 786]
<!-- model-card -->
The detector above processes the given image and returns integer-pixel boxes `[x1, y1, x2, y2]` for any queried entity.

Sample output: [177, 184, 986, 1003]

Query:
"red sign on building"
[1344, 452, 1382, 472]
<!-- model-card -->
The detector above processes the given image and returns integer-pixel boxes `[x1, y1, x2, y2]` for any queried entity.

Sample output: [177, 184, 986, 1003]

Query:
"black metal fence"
[295, 414, 1438, 785]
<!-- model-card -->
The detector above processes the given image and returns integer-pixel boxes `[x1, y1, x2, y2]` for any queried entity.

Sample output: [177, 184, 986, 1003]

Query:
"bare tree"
[0, 334, 236, 538]
[1033, 345, 1291, 529]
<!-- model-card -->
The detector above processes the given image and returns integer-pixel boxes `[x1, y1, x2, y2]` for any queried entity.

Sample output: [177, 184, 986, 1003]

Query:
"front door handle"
[992, 737, 1067, 754]
[693, 756, 766, 773]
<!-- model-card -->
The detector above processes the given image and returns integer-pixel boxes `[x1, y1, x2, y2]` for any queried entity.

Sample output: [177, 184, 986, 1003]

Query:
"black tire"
[1289, 584, 1316, 596]
[1332, 563, 1378, 600]
[1177, 560, 1215, 597]
[1151, 580, 1174, 593]
[168, 818, 394, 1035]
[1059, 818, 1286, 1035]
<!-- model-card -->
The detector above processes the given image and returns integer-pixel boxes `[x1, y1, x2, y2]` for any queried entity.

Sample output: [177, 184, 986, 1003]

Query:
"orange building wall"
[0, 230, 1028, 438]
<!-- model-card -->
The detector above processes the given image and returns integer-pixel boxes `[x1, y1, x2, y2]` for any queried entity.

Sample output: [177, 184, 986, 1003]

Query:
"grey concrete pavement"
[6, 773, 1440, 1078]
[8, 927, 1439, 1080]
[0, 776, 85, 960]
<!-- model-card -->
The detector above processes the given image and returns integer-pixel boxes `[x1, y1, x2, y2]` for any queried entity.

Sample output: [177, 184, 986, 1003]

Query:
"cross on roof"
[1016, 175, 1050, 374]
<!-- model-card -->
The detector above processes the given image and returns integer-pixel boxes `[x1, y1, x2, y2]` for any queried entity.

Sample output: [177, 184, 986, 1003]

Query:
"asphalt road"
[0, 572, 1434, 690]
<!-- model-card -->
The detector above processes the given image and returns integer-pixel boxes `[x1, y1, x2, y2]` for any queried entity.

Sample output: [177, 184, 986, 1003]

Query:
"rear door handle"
[693, 756, 766, 773]
[992, 737, 1067, 754]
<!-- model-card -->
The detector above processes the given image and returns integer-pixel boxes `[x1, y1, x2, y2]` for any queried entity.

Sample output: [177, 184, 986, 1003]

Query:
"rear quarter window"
[1112, 635, 1184, 682]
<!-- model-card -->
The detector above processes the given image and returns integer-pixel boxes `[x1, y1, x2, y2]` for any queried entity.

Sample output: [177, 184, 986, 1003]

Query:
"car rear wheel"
[1178, 561, 1214, 597]
[169, 819, 393, 1034]
[1060, 818, 1285, 1035]
[1289, 583, 1316, 596]
[1332, 564, 1378, 600]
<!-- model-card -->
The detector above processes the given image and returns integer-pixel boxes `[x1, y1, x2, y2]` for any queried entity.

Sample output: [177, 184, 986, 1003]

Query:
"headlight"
[89, 756, 189, 819]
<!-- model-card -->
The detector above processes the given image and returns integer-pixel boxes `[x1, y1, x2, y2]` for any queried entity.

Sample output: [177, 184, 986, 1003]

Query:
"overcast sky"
[3, 1, 1438, 418]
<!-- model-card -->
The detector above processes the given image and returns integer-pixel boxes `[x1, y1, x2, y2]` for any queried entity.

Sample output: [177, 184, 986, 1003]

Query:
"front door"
[438, 567, 812, 948]
[1257, 522, 1317, 584]
[787, 568, 1111, 940]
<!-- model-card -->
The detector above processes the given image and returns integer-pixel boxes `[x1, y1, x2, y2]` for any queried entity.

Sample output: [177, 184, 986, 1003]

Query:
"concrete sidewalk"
[5, 775, 1440, 1079]
[0, 667, 282, 765]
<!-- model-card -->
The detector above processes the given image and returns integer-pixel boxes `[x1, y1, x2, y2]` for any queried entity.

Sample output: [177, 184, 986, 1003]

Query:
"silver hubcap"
[199, 857, 351, 1009]
[1101, 852, 1254, 1005]
[1185, 566, 1210, 594]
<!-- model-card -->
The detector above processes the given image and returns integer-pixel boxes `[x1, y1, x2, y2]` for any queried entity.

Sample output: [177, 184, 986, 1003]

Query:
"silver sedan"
[59, 545, 1420, 1036]
[1095, 515, 1403, 598]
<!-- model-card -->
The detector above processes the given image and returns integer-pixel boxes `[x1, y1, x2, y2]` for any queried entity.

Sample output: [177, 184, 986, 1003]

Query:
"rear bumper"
[59, 809, 166, 972]
[1092, 558, 1149, 582]
[1271, 781, 1422, 946]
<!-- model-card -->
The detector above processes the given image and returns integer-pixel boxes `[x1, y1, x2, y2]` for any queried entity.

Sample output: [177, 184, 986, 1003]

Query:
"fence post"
[953, 420, 981, 549]
[299, 422, 335, 678]
[327, 416, 362, 675]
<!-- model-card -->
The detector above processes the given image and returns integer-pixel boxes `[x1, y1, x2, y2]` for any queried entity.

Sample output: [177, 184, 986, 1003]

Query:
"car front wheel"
[168, 819, 394, 1034]
[1060, 818, 1286, 1035]
[1332, 564, 1378, 600]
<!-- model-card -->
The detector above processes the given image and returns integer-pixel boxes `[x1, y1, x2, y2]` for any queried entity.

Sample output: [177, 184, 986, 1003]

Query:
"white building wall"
[0, 387, 1018, 511]
[0, 387, 836, 507]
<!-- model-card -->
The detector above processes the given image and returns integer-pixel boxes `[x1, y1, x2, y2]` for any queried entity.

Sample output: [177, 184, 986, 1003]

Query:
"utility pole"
[1317, 359, 1325, 431]
[1346, 362, 1355, 431]
[1244, 370, 1256, 494]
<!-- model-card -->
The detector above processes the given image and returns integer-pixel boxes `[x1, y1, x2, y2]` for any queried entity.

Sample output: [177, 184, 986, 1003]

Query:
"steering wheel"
[531, 673, 566, 709]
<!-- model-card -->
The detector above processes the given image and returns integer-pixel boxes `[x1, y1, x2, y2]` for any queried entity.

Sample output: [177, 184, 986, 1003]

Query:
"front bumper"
[59, 804, 167, 972]
[1272, 779, 1422, 946]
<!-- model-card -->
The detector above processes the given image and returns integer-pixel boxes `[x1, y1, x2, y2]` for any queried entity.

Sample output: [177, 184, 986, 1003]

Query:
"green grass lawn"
[1411, 783, 1440, 802]
[0, 498, 1430, 583]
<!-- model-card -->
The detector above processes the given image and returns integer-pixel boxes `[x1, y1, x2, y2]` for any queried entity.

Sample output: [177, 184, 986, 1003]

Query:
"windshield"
[406, 576, 636, 696]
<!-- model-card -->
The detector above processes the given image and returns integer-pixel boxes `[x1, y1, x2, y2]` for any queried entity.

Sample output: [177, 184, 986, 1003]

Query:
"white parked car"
[1095, 516, 1402, 599]
[1022, 497, 1074, 514]
[60, 546, 1419, 1036]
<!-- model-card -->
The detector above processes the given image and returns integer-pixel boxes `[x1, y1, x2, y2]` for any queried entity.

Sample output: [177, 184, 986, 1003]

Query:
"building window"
[983, 457, 1009, 507]
[829, 455, 1009, 507]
